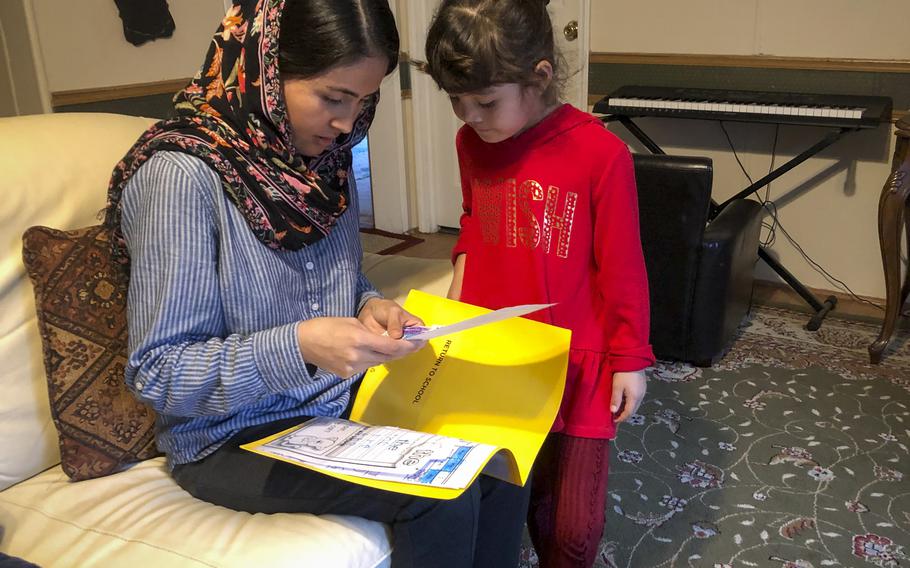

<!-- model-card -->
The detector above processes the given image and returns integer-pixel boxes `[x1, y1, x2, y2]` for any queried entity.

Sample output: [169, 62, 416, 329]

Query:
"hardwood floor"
[396, 230, 458, 260]
[752, 280, 903, 328]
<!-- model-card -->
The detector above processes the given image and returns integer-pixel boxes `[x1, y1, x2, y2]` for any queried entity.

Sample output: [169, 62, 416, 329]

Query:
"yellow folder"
[242, 289, 570, 499]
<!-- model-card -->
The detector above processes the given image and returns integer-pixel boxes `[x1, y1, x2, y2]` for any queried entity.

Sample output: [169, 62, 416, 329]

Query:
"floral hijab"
[104, 0, 378, 260]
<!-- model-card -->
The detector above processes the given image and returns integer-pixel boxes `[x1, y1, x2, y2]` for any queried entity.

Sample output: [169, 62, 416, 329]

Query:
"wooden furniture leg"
[870, 115, 910, 363]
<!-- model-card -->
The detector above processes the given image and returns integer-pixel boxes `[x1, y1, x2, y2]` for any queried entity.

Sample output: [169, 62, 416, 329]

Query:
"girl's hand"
[610, 370, 647, 423]
[296, 316, 423, 378]
[448, 254, 466, 300]
[357, 297, 424, 338]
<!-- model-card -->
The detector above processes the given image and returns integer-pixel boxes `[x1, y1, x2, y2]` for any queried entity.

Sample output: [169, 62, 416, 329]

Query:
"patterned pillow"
[21, 225, 160, 481]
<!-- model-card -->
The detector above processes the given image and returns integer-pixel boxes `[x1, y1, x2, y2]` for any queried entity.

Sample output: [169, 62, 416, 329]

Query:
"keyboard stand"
[605, 115, 849, 330]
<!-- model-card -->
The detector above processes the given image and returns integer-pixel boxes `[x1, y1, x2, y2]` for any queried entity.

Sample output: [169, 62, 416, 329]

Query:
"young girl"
[105, 1, 530, 566]
[425, 1, 655, 566]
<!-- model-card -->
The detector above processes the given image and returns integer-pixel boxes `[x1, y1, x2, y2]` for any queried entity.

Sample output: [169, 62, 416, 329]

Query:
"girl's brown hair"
[424, 0, 564, 103]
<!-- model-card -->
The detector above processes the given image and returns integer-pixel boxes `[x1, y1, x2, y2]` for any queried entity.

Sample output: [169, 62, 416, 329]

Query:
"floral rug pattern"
[520, 307, 910, 568]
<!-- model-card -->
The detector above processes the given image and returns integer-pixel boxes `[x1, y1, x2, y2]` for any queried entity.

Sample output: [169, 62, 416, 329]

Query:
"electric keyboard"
[594, 86, 893, 129]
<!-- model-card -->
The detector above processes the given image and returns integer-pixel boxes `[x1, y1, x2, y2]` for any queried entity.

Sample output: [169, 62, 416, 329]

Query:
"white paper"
[403, 302, 555, 341]
[257, 417, 497, 489]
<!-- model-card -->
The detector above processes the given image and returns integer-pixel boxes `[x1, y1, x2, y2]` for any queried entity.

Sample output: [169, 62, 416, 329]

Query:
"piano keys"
[593, 85, 893, 129]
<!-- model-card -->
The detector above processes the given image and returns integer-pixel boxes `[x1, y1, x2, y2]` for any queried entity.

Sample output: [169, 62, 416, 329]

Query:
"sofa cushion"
[0, 113, 156, 490]
[21, 225, 159, 481]
[361, 253, 453, 304]
[0, 458, 391, 568]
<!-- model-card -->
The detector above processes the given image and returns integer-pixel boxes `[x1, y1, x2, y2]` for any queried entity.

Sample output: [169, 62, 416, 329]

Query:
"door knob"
[563, 20, 578, 42]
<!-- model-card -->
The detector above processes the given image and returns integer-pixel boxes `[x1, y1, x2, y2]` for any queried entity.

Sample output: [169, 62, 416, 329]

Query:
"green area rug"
[520, 306, 910, 568]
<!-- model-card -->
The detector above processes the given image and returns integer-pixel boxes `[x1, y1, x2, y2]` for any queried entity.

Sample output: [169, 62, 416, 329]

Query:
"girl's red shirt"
[453, 104, 655, 438]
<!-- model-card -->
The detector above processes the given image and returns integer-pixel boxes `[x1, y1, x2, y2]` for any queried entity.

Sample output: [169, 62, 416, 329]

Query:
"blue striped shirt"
[120, 151, 380, 466]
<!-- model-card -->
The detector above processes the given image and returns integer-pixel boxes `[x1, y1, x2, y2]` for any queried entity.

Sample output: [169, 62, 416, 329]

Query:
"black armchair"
[633, 154, 763, 366]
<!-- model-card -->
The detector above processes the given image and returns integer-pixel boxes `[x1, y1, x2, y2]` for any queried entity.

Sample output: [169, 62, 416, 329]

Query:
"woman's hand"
[295, 315, 423, 378]
[357, 297, 423, 339]
[610, 370, 647, 423]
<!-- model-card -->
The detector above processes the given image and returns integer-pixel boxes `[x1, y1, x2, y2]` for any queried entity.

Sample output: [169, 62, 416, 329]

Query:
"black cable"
[719, 122, 753, 185]
[719, 121, 884, 312]
[772, 219, 884, 311]
[720, 122, 779, 248]
[762, 125, 780, 248]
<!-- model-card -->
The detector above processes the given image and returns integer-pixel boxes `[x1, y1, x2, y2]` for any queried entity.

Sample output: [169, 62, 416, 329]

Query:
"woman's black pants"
[173, 417, 530, 568]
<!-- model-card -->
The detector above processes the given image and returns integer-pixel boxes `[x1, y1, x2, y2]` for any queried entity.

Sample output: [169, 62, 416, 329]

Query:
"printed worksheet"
[255, 417, 499, 490]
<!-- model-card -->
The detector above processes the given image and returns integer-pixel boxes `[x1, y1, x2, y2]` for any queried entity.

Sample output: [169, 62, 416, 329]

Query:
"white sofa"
[0, 113, 453, 567]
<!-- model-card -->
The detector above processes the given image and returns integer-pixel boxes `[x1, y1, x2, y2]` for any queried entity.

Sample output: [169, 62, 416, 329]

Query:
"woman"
[104, 1, 529, 566]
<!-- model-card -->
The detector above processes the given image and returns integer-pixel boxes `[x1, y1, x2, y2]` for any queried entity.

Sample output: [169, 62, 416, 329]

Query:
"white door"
[358, 71, 410, 233]
[548, 0, 591, 112]
[407, 0, 461, 232]
[409, 0, 590, 231]
[356, 2, 411, 233]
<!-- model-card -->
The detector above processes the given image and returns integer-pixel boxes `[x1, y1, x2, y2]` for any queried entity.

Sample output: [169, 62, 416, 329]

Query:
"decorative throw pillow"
[21, 225, 160, 481]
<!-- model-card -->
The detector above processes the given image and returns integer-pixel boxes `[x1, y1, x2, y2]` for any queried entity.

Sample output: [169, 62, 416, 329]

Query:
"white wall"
[0, 0, 48, 115]
[591, 0, 910, 59]
[0, 18, 15, 116]
[757, 0, 910, 60]
[590, 1, 908, 300]
[32, 0, 225, 93]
